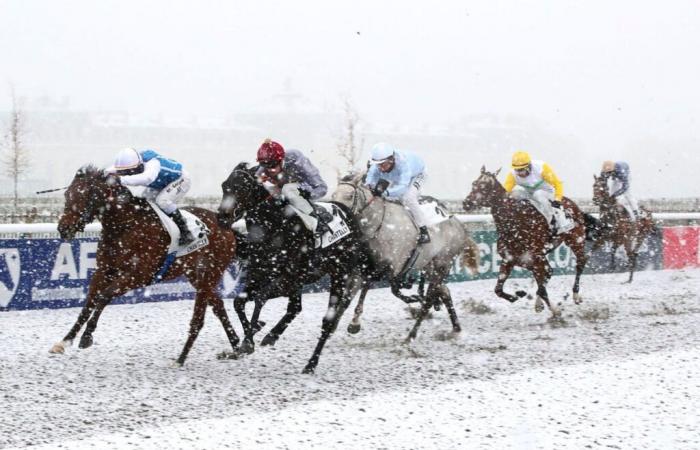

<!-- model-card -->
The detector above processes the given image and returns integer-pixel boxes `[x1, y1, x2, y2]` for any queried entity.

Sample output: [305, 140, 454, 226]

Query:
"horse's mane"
[73, 164, 138, 204]
[75, 164, 107, 180]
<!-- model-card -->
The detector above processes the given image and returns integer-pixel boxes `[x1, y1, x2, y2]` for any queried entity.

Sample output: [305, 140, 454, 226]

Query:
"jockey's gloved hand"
[550, 200, 562, 208]
[299, 189, 311, 200]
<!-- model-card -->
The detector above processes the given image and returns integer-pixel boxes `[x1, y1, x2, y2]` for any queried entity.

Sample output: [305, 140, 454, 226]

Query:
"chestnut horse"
[592, 174, 656, 283]
[50, 166, 240, 366]
[463, 167, 594, 317]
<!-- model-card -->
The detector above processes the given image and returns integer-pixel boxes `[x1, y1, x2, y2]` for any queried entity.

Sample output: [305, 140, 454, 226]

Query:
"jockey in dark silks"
[255, 139, 331, 234]
[107, 148, 195, 246]
[601, 160, 639, 221]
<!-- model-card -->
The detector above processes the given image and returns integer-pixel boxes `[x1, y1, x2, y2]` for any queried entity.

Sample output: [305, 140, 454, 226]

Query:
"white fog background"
[1, 0, 699, 199]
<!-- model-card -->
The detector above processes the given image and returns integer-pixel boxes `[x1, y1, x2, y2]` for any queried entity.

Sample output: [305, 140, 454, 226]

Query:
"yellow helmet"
[601, 160, 615, 173]
[511, 151, 531, 169]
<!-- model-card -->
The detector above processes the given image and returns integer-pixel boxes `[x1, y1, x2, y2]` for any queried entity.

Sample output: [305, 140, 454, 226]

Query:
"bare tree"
[2, 86, 30, 220]
[335, 98, 364, 177]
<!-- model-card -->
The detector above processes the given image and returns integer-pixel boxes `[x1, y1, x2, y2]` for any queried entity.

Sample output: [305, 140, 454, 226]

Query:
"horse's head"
[592, 174, 612, 207]
[462, 166, 503, 211]
[57, 165, 120, 239]
[332, 171, 372, 215]
[218, 162, 269, 228]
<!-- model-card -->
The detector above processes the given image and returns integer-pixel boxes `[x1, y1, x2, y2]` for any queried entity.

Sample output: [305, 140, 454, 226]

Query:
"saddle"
[148, 202, 210, 256]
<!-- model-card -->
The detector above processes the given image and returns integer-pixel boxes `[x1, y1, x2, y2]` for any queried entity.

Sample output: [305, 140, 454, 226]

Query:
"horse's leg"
[439, 285, 461, 333]
[609, 244, 618, 270]
[239, 295, 266, 354]
[570, 241, 587, 305]
[533, 259, 559, 317]
[50, 271, 112, 353]
[173, 289, 209, 366]
[347, 282, 370, 334]
[303, 272, 362, 374]
[233, 293, 252, 338]
[261, 289, 303, 347]
[494, 259, 523, 303]
[406, 290, 434, 342]
[50, 302, 95, 353]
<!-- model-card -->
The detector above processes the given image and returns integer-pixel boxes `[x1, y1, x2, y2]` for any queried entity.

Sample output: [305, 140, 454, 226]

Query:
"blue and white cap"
[370, 142, 395, 164]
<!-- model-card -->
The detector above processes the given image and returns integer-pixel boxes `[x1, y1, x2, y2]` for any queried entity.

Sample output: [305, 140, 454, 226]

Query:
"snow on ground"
[1, 269, 699, 449]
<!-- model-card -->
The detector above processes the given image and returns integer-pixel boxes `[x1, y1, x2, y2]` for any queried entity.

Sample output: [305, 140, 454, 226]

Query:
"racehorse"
[50, 166, 240, 366]
[332, 173, 480, 338]
[462, 167, 593, 317]
[592, 174, 656, 283]
[217, 163, 371, 373]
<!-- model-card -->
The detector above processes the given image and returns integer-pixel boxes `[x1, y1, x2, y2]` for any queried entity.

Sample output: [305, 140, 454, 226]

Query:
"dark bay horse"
[463, 167, 593, 317]
[50, 166, 240, 366]
[217, 163, 371, 373]
[592, 174, 657, 283]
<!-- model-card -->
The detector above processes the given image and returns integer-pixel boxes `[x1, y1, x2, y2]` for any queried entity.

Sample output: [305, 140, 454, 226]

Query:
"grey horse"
[332, 173, 480, 339]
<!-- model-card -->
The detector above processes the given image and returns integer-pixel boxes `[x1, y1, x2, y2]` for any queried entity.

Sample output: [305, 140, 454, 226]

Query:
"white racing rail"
[0, 212, 699, 234]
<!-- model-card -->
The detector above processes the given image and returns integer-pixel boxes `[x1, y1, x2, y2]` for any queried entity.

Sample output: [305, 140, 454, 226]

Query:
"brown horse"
[49, 166, 240, 366]
[463, 167, 591, 317]
[592, 174, 656, 283]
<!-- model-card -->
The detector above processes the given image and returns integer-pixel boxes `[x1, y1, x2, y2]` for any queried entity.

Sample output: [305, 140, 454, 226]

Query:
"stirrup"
[417, 227, 431, 244]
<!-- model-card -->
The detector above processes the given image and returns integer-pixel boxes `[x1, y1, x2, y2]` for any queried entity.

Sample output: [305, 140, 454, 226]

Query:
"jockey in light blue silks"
[107, 148, 195, 246]
[365, 142, 431, 244]
[601, 160, 639, 221]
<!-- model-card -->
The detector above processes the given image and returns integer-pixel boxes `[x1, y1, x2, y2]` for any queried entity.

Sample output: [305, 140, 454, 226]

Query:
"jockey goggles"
[259, 160, 281, 169]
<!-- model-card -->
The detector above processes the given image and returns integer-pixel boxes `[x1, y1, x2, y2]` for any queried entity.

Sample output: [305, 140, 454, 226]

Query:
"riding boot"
[168, 209, 195, 246]
[417, 226, 431, 244]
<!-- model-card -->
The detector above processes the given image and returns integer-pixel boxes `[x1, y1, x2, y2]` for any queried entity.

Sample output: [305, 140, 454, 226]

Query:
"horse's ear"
[480, 165, 486, 174]
[234, 162, 249, 171]
[494, 167, 501, 177]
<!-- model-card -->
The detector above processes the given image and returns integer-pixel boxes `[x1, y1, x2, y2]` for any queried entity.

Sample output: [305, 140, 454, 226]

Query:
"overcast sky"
[1, 0, 699, 198]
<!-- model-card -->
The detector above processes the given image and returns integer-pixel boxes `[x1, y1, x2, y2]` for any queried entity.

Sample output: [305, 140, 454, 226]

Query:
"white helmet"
[108, 148, 142, 172]
[370, 142, 395, 164]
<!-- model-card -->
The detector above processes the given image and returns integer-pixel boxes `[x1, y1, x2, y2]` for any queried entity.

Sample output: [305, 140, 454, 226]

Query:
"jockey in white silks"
[107, 148, 195, 246]
[365, 142, 431, 244]
[601, 160, 639, 221]
[503, 151, 574, 234]
[255, 139, 331, 234]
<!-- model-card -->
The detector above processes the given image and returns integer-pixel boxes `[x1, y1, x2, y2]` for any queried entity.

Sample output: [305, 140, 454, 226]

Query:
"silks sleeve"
[542, 163, 563, 201]
[503, 172, 516, 193]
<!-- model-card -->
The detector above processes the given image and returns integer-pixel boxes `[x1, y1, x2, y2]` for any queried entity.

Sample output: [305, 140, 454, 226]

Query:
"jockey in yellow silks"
[503, 151, 574, 234]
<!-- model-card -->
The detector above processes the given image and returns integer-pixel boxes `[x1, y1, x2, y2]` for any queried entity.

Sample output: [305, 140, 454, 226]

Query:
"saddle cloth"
[417, 196, 451, 226]
[313, 202, 352, 249]
[148, 201, 210, 257]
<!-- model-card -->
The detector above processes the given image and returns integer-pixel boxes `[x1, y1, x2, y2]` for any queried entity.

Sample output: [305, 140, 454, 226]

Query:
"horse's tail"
[459, 224, 481, 275]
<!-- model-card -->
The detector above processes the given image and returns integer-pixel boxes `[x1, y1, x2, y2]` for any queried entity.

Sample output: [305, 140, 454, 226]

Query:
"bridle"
[338, 181, 387, 240]
[225, 168, 274, 221]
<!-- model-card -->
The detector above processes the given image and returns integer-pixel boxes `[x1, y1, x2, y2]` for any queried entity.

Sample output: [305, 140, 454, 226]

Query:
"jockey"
[255, 139, 332, 234]
[365, 142, 431, 244]
[107, 148, 195, 246]
[503, 151, 574, 234]
[601, 160, 639, 221]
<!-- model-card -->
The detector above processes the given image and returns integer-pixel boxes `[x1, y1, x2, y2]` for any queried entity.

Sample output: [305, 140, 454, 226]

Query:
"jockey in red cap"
[256, 139, 330, 233]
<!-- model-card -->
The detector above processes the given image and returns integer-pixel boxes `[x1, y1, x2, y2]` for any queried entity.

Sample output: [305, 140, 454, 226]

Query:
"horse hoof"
[240, 341, 255, 355]
[217, 350, 240, 360]
[169, 360, 184, 369]
[49, 343, 65, 354]
[78, 335, 93, 349]
[515, 290, 527, 298]
[302, 365, 315, 375]
[260, 335, 278, 347]
[573, 293, 583, 305]
[347, 323, 361, 334]
[452, 325, 462, 333]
